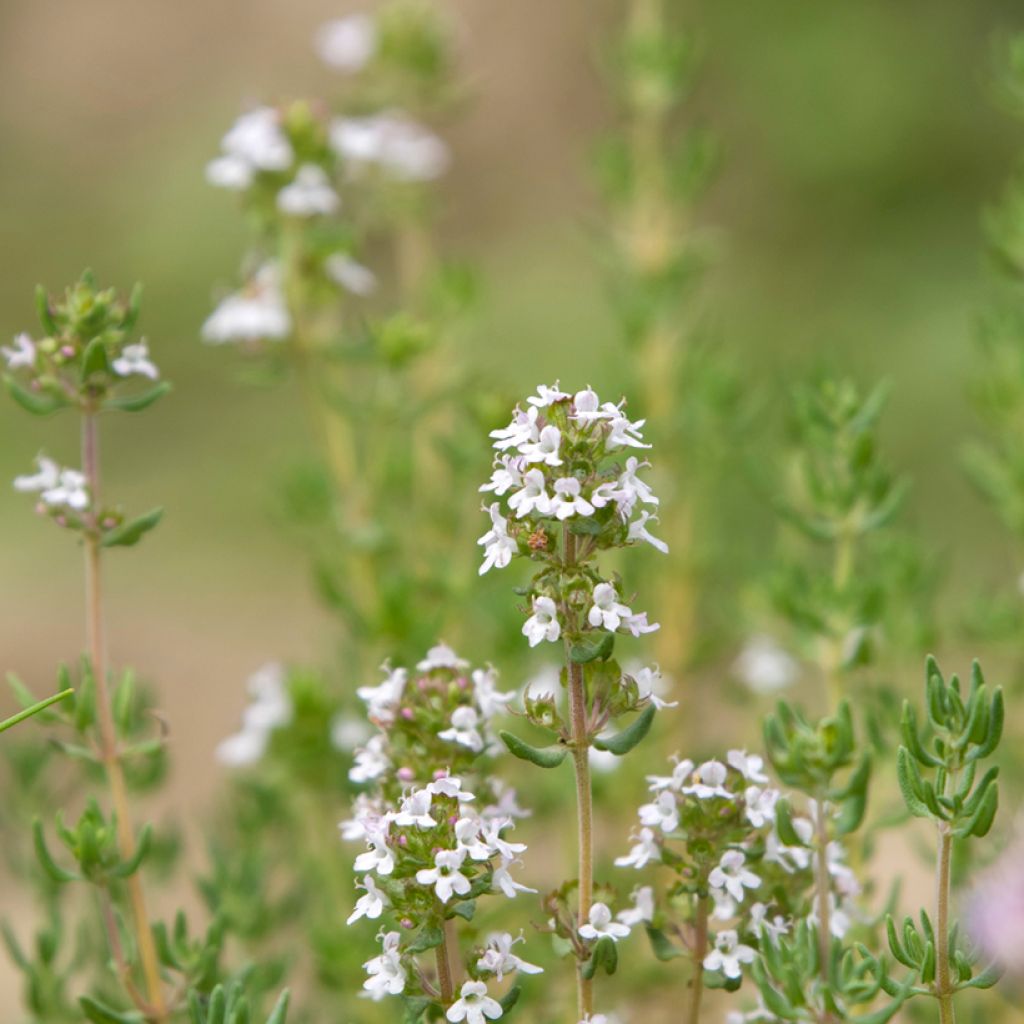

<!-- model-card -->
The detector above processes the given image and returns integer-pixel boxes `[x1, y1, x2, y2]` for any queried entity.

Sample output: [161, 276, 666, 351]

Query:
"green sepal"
[79, 996, 145, 1024]
[499, 730, 567, 768]
[569, 632, 614, 664]
[592, 704, 657, 756]
[4, 375, 66, 415]
[105, 381, 171, 413]
[100, 507, 164, 548]
[644, 924, 684, 961]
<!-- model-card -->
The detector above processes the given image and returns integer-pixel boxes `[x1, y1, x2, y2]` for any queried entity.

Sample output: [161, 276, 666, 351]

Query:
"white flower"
[527, 383, 570, 408]
[215, 729, 269, 767]
[631, 664, 678, 709]
[621, 610, 660, 637]
[112, 340, 159, 380]
[472, 667, 514, 719]
[749, 902, 789, 941]
[809, 893, 853, 939]
[710, 888, 737, 921]
[684, 760, 733, 799]
[349, 734, 391, 783]
[202, 264, 291, 344]
[446, 980, 503, 1024]
[646, 757, 695, 793]
[490, 406, 540, 451]
[217, 663, 292, 766]
[615, 826, 661, 869]
[416, 847, 472, 903]
[330, 111, 449, 181]
[733, 636, 799, 694]
[579, 902, 630, 943]
[572, 387, 615, 421]
[277, 164, 340, 217]
[208, 106, 293, 188]
[703, 930, 756, 979]
[522, 596, 560, 647]
[521, 425, 563, 467]
[478, 503, 516, 575]
[728, 750, 770, 783]
[617, 886, 655, 927]
[476, 932, 543, 981]
[478, 818, 526, 861]
[330, 713, 370, 751]
[492, 857, 536, 898]
[484, 781, 531, 820]
[606, 413, 650, 449]
[764, 820, 813, 873]
[347, 874, 387, 924]
[428, 773, 476, 803]
[326, 253, 378, 295]
[394, 788, 436, 828]
[439, 705, 485, 753]
[708, 850, 761, 903]
[315, 13, 377, 72]
[587, 582, 632, 632]
[550, 477, 594, 520]
[354, 830, 395, 876]
[14, 455, 60, 495]
[638, 790, 679, 834]
[2, 332, 36, 369]
[613, 457, 658, 516]
[480, 456, 524, 496]
[744, 786, 779, 828]
[508, 468, 552, 518]
[417, 643, 469, 672]
[362, 931, 404, 1000]
[357, 662, 408, 723]
[627, 510, 668, 554]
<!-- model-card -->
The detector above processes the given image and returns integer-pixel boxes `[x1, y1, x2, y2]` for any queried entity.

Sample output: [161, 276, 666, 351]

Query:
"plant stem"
[563, 528, 594, 1021]
[82, 412, 166, 1019]
[435, 919, 456, 1006]
[936, 824, 956, 1024]
[686, 893, 709, 1024]
[814, 798, 831, 986]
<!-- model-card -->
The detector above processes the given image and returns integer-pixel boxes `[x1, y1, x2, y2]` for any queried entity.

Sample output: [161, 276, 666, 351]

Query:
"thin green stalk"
[0, 689, 72, 734]
[82, 412, 166, 1019]
[814, 798, 831, 986]
[563, 527, 594, 1021]
[936, 825, 955, 1024]
[435, 920, 456, 1006]
[685, 893, 709, 1024]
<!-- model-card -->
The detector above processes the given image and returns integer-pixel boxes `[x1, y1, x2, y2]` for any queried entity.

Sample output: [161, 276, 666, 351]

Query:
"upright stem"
[563, 529, 594, 1021]
[686, 893, 709, 1024]
[82, 412, 166, 1019]
[813, 798, 831, 985]
[936, 824, 956, 1024]
[435, 919, 456, 1006]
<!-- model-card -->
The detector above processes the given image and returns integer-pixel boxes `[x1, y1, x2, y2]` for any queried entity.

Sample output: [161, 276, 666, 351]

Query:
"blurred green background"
[2, 0, 1024, 927]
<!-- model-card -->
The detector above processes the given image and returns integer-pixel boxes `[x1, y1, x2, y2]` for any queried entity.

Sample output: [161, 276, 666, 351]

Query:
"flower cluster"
[342, 646, 539, 1020]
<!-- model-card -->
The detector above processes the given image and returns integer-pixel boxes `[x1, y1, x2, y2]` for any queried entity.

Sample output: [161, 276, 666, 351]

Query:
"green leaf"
[79, 996, 145, 1024]
[109, 824, 152, 878]
[33, 818, 79, 883]
[775, 797, 811, 847]
[406, 925, 444, 954]
[896, 747, 931, 819]
[499, 730, 567, 768]
[498, 985, 521, 1013]
[0, 688, 72, 733]
[100, 507, 164, 548]
[105, 381, 171, 413]
[592, 704, 656, 756]
[36, 284, 57, 333]
[448, 899, 476, 922]
[265, 990, 290, 1024]
[569, 632, 614, 664]
[644, 925, 684, 961]
[4, 375, 66, 415]
[962, 781, 999, 838]
[961, 961, 1003, 990]
[400, 996, 434, 1024]
[81, 337, 111, 381]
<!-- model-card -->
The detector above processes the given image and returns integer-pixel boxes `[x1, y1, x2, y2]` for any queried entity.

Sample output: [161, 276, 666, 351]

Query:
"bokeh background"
[2, 0, 1024, 1012]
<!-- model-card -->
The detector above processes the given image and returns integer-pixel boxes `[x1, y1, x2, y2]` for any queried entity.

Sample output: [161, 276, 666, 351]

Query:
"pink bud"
[397, 834, 408, 847]
[401, 918, 414, 929]
[397, 767, 414, 781]
[35, 502, 46, 516]
[102, 517, 118, 529]
[456, 676, 469, 689]
[449, 815, 458, 826]
[417, 678, 429, 692]
[55, 514, 67, 527]
[401, 707, 414, 720]
[60, 345, 75, 358]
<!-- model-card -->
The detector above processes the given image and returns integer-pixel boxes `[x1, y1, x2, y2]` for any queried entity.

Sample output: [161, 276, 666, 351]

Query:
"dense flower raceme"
[341, 644, 539, 1018]
[478, 384, 666, 641]
[616, 750, 861, 992]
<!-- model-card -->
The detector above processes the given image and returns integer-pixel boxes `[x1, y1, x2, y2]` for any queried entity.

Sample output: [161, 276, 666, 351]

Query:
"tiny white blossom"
[217, 663, 291, 766]
[521, 425, 563, 467]
[572, 387, 615, 421]
[627, 510, 668, 554]
[684, 760, 733, 800]
[526, 383, 570, 408]
[362, 931, 405, 1000]
[439, 705, 485, 753]
[638, 790, 680, 834]
[472, 667, 514, 719]
[416, 848, 472, 903]
[354, 830, 395, 876]
[478, 503, 516, 575]
[522, 596, 560, 647]
[631, 664, 678, 709]
[202, 264, 291, 344]
[394, 788, 436, 828]
[615, 826, 661, 869]
[331, 111, 449, 181]
[428, 773, 476, 803]
[588, 582, 632, 632]
[646, 757, 696, 793]
[357, 662, 408, 723]
[613, 457, 658, 515]
[112, 340, 159, 380]
[446, 980, 503, 1024]
[277, 163, 340, 217]
[330, 713, 370, 751]
[733, 636, 799, 694]
[708, 850, 761, 903]
[728, 750, 770, 784]
[417, 643, 470, 672]
[749, 902, 789, 941]
[704, 930, 756, 979]
[550, 477, 594, 520]
[349, 735, 391, 783]
[326, 253, 378, 295]
[2, 332, 36, 369]
[621, 609, 660, 637]
[14, 455, 60, 495]
[208, 106, 293, 188]
[490, 406, 540, 451]
[347, 874, 387, 924]
[480, 456, 524, 497]
[508, 468, 552, 518]
[744, 786, 779, 828]
[476, 932, 543, 981]
[617, 885, 655, 927]
[579, 902, 630, 943]
[606, 413, 650, 449]
[315, 13, 377, 72]
[492, 857, 536, 898]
